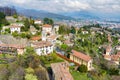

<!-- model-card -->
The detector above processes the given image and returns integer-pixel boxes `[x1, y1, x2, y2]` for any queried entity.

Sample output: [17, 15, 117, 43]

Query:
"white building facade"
[10, 26, 21, 33]
[31, 41, 53, 55]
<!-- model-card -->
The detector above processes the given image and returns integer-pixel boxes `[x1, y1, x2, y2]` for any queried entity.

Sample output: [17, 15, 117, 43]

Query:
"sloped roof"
[71, 50, 92, 62]
[51, 62, 73, 80]
[31, 36, 41, 41]
[32, 41, 52, 48]
[43, 24, 52, 28]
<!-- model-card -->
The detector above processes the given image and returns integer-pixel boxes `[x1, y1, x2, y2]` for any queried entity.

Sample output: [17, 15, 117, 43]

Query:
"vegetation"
[58, 25, 70, 34]
[0, 12, 9, 32]
[43, 18, 54, 25]
[70, 26, 76, 34]
[40, 52, 64, 65]
[77, 64, 88, 73]
[0, 47, 50, 80]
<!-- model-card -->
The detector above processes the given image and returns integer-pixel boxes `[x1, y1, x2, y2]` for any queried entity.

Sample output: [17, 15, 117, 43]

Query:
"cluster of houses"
[0, 35, 27, 55]
[104, 45, 120, 66]
[0, 22, 60, 56]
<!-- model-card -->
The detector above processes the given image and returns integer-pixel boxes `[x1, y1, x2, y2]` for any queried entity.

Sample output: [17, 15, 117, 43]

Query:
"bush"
[77, 64, 88, 73]
[108, 68, 119, 75]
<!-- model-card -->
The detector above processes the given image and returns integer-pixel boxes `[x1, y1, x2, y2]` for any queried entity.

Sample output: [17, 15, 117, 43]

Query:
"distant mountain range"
[61, 10, 120, 21]
[16, 7, 74, 20]
[1, 6, 120, 21]
[60, 11, 100, 20]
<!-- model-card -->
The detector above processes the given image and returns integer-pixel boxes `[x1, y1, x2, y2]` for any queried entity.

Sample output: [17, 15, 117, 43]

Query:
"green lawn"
[70, 66, 90, 80]
[70, 70, 90, 80]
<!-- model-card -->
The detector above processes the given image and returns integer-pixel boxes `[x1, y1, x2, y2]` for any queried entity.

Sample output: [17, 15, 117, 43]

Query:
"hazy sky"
[0, 0, 120, 13]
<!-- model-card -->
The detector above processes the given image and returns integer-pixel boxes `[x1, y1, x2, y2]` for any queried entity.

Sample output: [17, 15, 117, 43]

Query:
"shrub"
[77, 64, 88, 73]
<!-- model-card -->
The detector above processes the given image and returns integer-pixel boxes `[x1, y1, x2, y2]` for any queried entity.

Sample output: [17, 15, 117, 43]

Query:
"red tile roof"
[31, 36, 41, 41]
[10, 25, 20, 28]
[71, 50, 92, 62]
[32, 41, 52, 48]
[43, 24, 52, 28]
[0, 44, 25, 49]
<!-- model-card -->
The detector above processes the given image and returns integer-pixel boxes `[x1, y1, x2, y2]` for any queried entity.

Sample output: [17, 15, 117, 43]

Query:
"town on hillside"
[0, 12, 120, 80]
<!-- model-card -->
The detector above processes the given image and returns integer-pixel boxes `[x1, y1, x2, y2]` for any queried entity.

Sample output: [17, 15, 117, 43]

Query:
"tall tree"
[24, 18, 30, 31]
[70, 26, 76, 34]
[43, 18, 54, 25]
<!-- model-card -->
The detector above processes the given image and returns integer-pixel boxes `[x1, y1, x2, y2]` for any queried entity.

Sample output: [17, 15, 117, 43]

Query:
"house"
[106, 45, 112, 55]
[51, 62, 73, 80]
[42, 24, 52, 34]
[0, 43, 25, 55]
[0, 35, 27, 55]
[70, 50, 93, 70]
[34, 20, 42, 25]
[30, 36, 41, 42]
[47, 34, 58, 44]
[82, 30, 88, 34]
[31, 41, 53, 55]
[10, 25, 21, 33]
[104, 52, 120, 65]
[11, 23, 24, 27]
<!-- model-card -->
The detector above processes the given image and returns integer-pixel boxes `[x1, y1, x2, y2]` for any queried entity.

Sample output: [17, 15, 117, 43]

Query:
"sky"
[0, 0, 120, 13]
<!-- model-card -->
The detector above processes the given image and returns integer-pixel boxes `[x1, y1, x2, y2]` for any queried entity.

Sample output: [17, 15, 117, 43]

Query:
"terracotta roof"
[31, 36, 41, 41]
[32, 41, 52, 48]
[51, 62, 73, 80]
[43, 24, 52, 28]
[104, 54, 120, 61]
[0, 43, 25, 49]
[71, 50, 91, 62]
[10, 25, 20, 28]
[48, 35, 57, 40]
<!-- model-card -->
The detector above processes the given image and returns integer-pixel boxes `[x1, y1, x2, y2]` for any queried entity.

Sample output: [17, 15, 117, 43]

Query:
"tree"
[0, 12, 9, 33]
[20, 33, 26, 38]
[12, 31, 19, 37]
[4, 28, 11, 34]
[43, 18, 54, 25]
[70, 26, 76, 34]
[77, 64, 88, 73]
[0, 67, 9, 80]
[108, 68, 119, 75]
[25, 74, 38, 80]
[60, 44, 69, 51]
[9, 67, 25, 80]
[13, 14, 18, 18]
[0, 12, 5, 21]
[24, 18, 30, 31]
[25, 47, 35, 55]
[33, 24, 40, 30]
[35, 67, 49, 80]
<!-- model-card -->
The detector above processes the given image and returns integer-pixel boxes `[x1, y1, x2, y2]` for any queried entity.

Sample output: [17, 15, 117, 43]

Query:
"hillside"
[17, 8, 74, 20]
